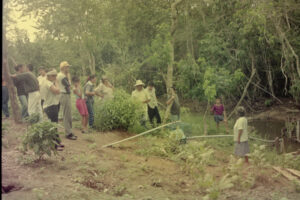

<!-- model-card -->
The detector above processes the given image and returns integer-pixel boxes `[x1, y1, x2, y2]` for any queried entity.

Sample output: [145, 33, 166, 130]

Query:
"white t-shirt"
[57, 72, 70, 93]
[131, 89, 149, 113]
[38, 76, 47, 100]
[146, 87, 158, 109]
[43, 80, 60, 108]
[233, 117, 248, 142]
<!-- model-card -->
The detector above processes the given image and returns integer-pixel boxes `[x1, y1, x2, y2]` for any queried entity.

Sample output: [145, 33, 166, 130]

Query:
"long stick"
[187, 134, 276, 143]
[187, 135, 233, 139]
[102, 121, 181, 148]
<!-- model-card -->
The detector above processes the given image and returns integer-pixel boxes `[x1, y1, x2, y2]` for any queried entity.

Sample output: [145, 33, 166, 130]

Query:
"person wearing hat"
[95, 75, 114, 102]
[57, 61, 77, 140]
[233, 106, 249, 163]
[37, 67, 47, 109]
[42, 69, 64, 150]
[43, 69, 60, 122]
[10, 65, 43, 121]
[131, 80, 150, 125]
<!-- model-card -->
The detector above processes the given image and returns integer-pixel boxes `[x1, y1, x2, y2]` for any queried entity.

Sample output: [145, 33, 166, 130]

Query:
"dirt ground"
[2, 118, 300, 200]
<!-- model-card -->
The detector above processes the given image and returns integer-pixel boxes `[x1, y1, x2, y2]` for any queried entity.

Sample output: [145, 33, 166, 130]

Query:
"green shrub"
[22, 121, 61, 160]
[24, 113, 41, 124]
[264, 99, 273, 107]
[94, 89, 144, 131]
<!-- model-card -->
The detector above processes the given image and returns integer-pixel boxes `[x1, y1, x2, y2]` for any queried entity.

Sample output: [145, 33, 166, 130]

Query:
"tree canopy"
[5, 0, 300, 103]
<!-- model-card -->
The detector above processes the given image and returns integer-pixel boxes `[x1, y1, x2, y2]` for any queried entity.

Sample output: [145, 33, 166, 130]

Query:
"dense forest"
[4, 0, 300, 103]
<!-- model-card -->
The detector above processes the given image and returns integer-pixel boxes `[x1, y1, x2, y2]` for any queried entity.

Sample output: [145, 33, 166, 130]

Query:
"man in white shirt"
[146, 81, 161, 125]
[131, 80, 150, 125]
[57, 61, 77, 140]
[37, 67, 47, 108]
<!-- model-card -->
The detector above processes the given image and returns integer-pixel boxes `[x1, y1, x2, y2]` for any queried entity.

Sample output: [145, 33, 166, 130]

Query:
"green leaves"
[22, 121, 60, 160]
[93, 89, 144, 132]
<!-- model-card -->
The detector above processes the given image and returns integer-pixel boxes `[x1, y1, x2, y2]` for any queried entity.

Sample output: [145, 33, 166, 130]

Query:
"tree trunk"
[163, 0, 183, 123]
[88, 52, 96, 74]
[2, 24, 21, 123]
[228, 55, 256, 119]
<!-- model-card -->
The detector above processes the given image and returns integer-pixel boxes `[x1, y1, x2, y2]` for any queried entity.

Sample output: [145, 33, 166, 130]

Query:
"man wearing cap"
[57, 61, 77, 140]
[37, 67, 47, 109]
[42, 69, 64, 150]
[11, 65, 43, 121]
[131, 80, 150, 125]
[43, 69, 60, 122]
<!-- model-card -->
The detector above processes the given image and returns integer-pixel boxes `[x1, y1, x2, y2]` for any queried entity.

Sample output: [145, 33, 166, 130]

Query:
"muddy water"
[249, 120, 299, 151]
[248, 120, 285, 139]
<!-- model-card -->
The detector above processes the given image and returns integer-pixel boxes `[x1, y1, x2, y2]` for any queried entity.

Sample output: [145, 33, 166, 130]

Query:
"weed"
[83, 135, 96, 143]
[112, 185, 127, 196]
[88, 143, 97, 150]
[17, 154, 37, 165]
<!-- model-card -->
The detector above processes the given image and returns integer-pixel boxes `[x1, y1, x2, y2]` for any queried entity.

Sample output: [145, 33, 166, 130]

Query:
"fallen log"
[286, 168, 300, 179]
[273, 166, 300, 184]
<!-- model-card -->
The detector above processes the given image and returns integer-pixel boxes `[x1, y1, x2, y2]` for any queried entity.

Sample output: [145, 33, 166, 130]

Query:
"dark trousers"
[147, 105, 161, 124]
[2, 86, 9, 117]
[86, 99, 94, 127]
[44, 104, 61, 145]
[44, 104, 59, 123]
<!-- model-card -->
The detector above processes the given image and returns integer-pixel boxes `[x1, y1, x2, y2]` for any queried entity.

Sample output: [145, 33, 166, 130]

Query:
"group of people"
[5, 61, 115, 149]
[3, 62, 249, 162]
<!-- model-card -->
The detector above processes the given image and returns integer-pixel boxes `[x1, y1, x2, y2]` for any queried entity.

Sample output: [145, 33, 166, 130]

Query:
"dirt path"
[2, 118, 300, 200]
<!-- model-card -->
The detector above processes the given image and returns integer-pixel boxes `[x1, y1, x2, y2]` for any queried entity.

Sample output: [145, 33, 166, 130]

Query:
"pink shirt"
[211, 104, 224, 115]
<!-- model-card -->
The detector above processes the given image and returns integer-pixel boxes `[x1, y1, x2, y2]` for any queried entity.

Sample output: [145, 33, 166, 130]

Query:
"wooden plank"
[286, 168, 300, 179]
[273, 167, 300, 183]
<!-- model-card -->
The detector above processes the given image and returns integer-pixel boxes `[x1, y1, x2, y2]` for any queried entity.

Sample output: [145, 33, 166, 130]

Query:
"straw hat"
[59, 61, 71, 70]
[46, 69, 58, 76]
[134, 80, 145, 86]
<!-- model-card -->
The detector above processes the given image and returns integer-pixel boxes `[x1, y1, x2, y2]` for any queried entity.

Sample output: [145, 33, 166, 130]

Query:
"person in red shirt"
[211, 98, 227, 131]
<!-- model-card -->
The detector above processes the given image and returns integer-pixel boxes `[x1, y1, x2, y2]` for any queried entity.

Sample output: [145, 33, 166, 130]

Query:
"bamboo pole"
[102, 121, 181, 148]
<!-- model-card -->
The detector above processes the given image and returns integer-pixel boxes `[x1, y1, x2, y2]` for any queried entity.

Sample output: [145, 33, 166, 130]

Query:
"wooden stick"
[273, 167, 300, 184]
[187, 135, 233, 140]
[102, 121, 181, 148]
[286, 168, 300, 179]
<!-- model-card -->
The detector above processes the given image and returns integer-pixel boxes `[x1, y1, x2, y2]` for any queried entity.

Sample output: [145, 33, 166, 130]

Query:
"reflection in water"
[249, 120, 299, 152]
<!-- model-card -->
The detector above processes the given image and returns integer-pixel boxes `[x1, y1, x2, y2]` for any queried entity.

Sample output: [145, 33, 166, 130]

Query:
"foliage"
[200, 174, 234, 200]
[24, 113, 41, 125]
[7, 0, 300, 103]
[22, 121, 61, 160]
[290, 80, 300, 103]
[264, 99, 274, 107]
[226, 156, 255, 190]
[250, 144, 268, 168]
[93, 89, 144, 132]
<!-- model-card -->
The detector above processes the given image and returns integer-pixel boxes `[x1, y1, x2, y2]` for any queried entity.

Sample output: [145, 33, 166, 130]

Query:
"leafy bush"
[22, 121, 61, 160]
[290, 79, 300, 103]
[24, 113, 41, 124]
[94, 89, 144, 131]
[264, 99, 273, 107]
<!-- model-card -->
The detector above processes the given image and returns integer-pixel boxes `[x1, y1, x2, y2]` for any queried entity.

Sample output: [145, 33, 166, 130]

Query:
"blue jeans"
[86, 99, 94, 127]
[2, 86, 9, 117]
[19, 95, 29, 119]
